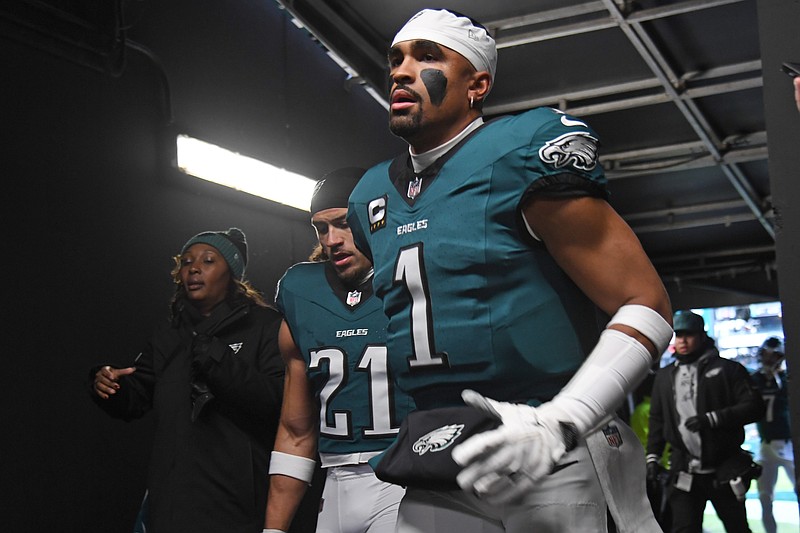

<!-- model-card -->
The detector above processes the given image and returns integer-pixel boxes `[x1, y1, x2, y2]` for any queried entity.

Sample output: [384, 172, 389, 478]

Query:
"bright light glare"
[176, 134, 316, 211]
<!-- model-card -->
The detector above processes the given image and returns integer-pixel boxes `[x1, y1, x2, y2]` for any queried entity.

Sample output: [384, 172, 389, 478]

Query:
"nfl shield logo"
[407, 177, 422, 199]
[602, 424, 623, 448]
[346, 290, 362, 307]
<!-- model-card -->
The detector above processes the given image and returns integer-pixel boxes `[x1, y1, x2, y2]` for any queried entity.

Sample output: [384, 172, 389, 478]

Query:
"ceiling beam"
[624, 198, 750, 221]
[483, 60, 762, 116]
[630, 212, 757, 233]
[486, 0, 748, 49]
[662, 276, 777, 301]
[656, 244, 774, 265]
[602, 137, 768, 178]
[627, 0, 749, 23]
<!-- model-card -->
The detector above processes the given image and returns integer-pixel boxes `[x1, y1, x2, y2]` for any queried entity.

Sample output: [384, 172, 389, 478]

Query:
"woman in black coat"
[91, 228, 284, 533]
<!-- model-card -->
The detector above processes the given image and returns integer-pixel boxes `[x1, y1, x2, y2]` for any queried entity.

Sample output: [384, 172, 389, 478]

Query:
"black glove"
[646, 461, 662, 484]
[190, 334, 226, 421]
[685, 413, 712, 432]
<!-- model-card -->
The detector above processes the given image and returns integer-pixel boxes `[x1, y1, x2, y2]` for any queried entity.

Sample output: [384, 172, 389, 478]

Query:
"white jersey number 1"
[393, 243, 448, 369]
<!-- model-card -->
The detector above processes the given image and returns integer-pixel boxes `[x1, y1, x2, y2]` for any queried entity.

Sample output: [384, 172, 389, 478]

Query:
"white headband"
[391, 9, 497, 82]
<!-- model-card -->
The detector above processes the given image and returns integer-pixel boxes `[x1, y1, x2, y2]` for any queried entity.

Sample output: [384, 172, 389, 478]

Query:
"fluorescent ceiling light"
[176, 134, 316, 211]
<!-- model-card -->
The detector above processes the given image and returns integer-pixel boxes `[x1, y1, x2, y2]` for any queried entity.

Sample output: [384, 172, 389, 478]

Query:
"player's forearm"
[266, 449, 318, 529]
[274, 415, 319, 459]
[538, 304, 673, 436]
[264, 474, 312, 530]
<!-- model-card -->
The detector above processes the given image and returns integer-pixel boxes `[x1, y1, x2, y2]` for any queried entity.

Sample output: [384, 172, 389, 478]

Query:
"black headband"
[310, 167, 366, 215]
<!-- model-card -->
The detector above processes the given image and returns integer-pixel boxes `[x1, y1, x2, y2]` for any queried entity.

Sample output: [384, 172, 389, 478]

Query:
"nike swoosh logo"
[561, 115, 587, 128]
[550, 460, 579, 475]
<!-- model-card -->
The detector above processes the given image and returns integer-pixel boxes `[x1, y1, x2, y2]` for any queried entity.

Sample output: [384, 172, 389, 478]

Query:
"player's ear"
[468, 71, 492, 104]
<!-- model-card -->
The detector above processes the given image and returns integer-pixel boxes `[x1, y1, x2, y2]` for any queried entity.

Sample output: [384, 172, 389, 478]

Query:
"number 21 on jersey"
[309, 345, 399, 439]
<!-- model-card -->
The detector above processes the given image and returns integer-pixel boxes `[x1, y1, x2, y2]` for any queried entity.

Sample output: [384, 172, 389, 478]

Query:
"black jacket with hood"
[91, 294, 284, 533]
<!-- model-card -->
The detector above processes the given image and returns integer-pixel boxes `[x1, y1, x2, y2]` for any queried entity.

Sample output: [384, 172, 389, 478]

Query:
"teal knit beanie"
[181, 227, 248, 279]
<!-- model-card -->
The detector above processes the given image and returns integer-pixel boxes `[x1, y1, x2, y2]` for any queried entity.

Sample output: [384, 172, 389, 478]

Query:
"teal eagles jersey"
[348, 107, 609, 409]
[751, 369, 791, 441]
[275, 261, 415, 455]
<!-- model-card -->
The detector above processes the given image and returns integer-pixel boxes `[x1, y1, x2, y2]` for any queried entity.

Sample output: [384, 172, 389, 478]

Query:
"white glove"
[452, 389, 571, 504]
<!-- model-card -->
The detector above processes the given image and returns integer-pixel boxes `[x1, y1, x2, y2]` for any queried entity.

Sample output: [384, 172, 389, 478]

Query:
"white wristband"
[263, 530, 287, 533]
[269, 451, 316, 484]
[607, 304, 673, 355]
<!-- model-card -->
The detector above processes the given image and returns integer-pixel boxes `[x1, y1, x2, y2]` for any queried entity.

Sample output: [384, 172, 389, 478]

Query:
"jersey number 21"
[310, 345, 399, 439]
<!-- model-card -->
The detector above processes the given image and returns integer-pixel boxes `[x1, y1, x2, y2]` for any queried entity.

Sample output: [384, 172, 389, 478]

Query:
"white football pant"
[316, 463, 405, 533]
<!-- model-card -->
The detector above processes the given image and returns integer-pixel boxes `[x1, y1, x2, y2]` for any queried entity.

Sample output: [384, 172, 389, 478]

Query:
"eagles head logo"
[539, 132, 599, 171]
[411, 423, 465, 456]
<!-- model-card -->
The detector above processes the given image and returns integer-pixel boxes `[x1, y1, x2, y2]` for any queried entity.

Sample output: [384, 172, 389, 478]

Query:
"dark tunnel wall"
[1, 1, 402, 531]
[757, 0, 800, 499]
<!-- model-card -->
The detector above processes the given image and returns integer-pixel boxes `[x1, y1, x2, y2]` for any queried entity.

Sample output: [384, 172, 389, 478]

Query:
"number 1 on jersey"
[394, 243, 448, 369]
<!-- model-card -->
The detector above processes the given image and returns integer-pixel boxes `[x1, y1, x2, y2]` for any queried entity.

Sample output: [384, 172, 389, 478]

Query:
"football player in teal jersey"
[265, 168, 415, 533]
[751, 337, 795, 533]
[347, 8, 674, 533]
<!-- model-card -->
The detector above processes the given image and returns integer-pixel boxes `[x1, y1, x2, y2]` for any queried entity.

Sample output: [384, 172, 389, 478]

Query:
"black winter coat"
[646, 344, 764, 473]
[92, 295, 284, 533]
